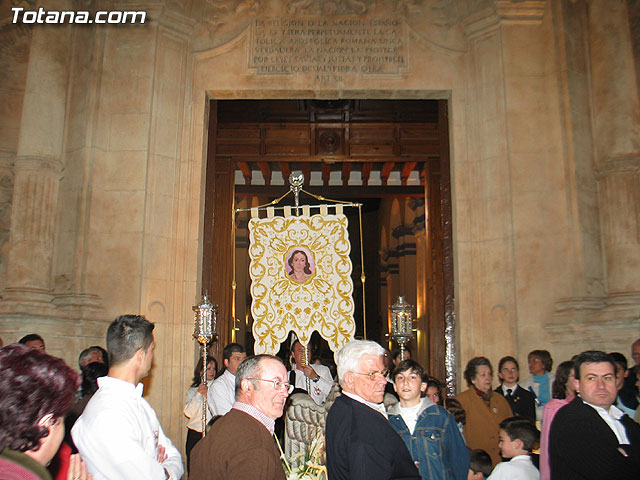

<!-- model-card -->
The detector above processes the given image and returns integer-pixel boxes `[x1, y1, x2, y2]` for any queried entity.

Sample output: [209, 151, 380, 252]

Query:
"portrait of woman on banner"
[286, 248, 314, 283]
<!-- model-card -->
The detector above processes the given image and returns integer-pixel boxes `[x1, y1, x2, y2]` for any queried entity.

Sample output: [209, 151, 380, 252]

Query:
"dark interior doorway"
[202, 99, 454, 389]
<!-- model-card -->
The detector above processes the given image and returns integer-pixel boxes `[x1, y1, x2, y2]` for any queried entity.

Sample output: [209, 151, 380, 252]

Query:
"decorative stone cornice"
[495, 0, 546, 24]
[13, 155, 63, 174]
[548, 292, 640, 345]
[594, 156, 640, 179]
[155, 4, 198, 38]
[464, 0, 546, 40]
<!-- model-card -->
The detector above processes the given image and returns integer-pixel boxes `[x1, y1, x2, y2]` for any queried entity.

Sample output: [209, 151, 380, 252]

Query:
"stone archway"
[200, 97, 455, 389]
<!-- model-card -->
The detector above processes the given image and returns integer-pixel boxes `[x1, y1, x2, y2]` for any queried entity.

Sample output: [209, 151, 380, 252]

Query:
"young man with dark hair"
[210, 342, 247, 415]
[72, 314, 183, 480]
[549, 350, 640, 479]
[488, 416, 540, 479]
[387, 359, 469, 480]
[609, 351, 635, 417]
[288, 339, 333, 404]
[494, 356, 536, 422]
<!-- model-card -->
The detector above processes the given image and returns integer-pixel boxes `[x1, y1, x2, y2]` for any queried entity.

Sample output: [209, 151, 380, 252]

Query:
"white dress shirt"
[488, 455, 540, 480]
[290, 363, 334, 404]
[71, 376, 183, 480]
[343, 391, 388, 418]
[584, 401, 630, 444]
[209, 369, 236, 416]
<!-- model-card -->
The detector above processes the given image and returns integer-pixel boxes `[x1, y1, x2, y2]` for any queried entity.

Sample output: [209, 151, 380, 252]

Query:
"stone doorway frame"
[194, 91, 457, 392]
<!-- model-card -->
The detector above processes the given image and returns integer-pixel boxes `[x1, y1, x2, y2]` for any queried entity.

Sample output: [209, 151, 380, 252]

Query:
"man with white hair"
[326, 340, 420, 480]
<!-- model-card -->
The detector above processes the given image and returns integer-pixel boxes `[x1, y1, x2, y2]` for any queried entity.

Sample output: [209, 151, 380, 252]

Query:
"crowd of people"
[1, 321, 639, 480]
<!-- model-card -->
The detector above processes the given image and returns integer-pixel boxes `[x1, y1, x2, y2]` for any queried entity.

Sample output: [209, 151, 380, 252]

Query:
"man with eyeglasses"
[326, 340, 420, 480]
[190, 354, 291, 480]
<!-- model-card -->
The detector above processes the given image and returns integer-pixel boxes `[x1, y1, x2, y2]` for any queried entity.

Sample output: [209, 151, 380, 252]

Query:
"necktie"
[506, 388, 512, 398]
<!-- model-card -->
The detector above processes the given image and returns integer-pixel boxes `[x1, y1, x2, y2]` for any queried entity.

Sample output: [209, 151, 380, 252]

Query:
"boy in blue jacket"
[387, 360, 470, 480]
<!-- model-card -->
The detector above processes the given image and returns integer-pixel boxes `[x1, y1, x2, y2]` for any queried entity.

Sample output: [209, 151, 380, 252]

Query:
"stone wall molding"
[594, 156, 640, 179]
[550, 292, 640, 347]
[464, 0, 546, 40]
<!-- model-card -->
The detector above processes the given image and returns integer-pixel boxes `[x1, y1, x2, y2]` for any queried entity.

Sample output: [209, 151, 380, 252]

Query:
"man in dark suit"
[549, 350, 640, 479]
[494, 355, 537, 422]
[326, 340, 420, 480]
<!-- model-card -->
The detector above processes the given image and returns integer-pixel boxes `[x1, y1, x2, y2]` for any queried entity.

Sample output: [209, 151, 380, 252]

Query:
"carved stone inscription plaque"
[249, 17, 407, 79]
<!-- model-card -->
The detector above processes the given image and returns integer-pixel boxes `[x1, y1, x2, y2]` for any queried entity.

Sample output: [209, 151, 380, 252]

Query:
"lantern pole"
[389, 296, 414, 361]
[192, 294, 217, 436]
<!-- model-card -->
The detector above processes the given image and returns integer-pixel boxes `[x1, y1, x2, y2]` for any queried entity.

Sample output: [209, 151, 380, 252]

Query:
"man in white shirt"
[288, 340, 334, 404]
[209, 342, 246, 415]
[72, 315, 183, 480]
[549, 350, 640, 479]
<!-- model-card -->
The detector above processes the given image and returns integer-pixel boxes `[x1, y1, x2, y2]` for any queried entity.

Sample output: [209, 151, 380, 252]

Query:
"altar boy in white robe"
[288, 339, 334, 405]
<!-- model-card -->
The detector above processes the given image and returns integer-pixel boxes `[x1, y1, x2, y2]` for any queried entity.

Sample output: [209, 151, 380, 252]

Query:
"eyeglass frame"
[352, 369, 390, 381]
[245, 377, 294, 394]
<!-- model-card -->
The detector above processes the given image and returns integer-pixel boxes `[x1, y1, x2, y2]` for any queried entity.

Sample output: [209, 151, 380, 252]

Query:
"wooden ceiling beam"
[321, 163, 332, 186]
[401, 161, 417, 186]
[301, 162, 311, 185]
[237, 161, 251, 185]
[218, 154, 434, 163]
[279, 162, 290, 182]
[380, 162, 395, 186]
[362, 162, 373, 187]
[257, 161, 272, 186]
[341, 162, 351, 186]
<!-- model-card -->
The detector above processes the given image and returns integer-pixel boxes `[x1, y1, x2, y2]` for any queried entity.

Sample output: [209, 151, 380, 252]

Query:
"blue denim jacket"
[388, 398, 470, 480]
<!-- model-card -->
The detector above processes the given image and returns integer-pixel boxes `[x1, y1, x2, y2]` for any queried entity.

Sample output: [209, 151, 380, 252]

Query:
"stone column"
[1, 3, 70, 310]
[588, 0, 640, 295]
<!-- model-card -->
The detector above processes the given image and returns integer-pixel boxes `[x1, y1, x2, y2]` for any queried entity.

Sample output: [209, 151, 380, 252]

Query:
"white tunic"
[209, 369, 236, 415]
[71, 376, 183, 480]
[184, 379, 215, 432]
[290, 363, 334, 404]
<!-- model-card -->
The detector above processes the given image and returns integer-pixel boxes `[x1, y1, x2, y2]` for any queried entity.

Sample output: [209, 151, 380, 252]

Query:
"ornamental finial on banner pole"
[289, 172, 304, 212]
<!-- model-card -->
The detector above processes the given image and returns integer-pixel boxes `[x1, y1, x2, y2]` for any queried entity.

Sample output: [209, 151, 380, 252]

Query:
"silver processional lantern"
[389, 296, 414, 362]
[192, 294, 217, 436]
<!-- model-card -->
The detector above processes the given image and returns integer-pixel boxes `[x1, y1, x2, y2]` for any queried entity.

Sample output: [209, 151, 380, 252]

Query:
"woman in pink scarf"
[539, 360, 576, 480]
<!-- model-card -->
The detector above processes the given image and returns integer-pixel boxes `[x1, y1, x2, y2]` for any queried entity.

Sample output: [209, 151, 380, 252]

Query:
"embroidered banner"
[248, 213, 355, 353]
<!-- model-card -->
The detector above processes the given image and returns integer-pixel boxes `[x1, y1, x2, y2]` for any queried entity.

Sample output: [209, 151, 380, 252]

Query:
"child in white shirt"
[488, 416, 540, 480]
[468, 449, 492, 480]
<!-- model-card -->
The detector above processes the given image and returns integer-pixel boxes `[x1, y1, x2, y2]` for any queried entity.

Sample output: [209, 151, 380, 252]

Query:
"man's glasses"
[353, 370, 389, 381]
[247, 378, 294, 394]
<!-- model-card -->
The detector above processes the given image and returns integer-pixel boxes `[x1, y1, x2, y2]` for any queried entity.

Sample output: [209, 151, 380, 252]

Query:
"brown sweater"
[456, 387, 513, 466]
[189, 408, 286, 480]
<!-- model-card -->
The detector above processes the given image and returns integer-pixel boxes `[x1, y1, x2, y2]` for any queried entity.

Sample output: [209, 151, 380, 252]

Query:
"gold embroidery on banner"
[249, 214, 355, 353]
